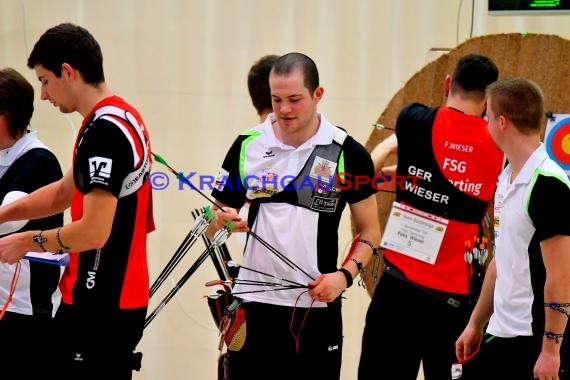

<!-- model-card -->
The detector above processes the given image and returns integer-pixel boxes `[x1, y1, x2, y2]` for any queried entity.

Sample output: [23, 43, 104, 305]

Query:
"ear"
[313, 86, 324, 103]
[444, 75, 451, 97]
[61, 63, 76, 80]
[498, 115, 508, 131]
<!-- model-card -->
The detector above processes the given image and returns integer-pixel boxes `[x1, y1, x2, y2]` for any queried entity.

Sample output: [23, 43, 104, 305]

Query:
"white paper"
[25, 251, 69, 266]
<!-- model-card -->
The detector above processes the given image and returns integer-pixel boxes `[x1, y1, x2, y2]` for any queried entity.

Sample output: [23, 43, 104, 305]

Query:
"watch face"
[33, 234, 47, 244]
[32, 232, 48, 252]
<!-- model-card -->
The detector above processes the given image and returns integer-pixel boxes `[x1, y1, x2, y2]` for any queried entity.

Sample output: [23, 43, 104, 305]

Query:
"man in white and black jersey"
[0, 67, 64, 379]
[456, 77, 570, 379]
[207, 52, 380, 380]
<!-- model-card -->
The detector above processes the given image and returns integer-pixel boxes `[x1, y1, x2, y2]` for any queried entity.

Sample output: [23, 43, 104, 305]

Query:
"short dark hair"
[248, 55, 278, 116]
[0, 68, 34, 138]
[451, 54, 499, 99]
[271, 52, 319, 94]
[27, 23, 105, 85]
[486, 77, 544, 134]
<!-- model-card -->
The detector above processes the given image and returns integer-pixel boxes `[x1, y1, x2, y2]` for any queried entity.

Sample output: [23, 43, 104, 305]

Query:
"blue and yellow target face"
[545, 116, 570, 173]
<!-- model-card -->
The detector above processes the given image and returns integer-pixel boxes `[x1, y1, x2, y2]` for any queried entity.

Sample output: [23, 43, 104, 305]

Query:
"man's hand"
[0, 231, 33, 264]
[533, 349, 561, 380]
[308, 271, 347, 302]
[212, 207, 249, 233]
[455, 324, 483, 362]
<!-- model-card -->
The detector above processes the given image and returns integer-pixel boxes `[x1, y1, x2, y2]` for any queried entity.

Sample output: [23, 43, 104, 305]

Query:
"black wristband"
[338, 268, 353, 288]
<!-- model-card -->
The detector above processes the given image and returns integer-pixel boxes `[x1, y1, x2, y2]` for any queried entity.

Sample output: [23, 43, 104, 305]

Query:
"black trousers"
[0, 311, 57, 379]
[225, 301, 343, 380]
[53, 303, 146, 380]
[359, 273, 472, 380]
[459, 334, 569, 380]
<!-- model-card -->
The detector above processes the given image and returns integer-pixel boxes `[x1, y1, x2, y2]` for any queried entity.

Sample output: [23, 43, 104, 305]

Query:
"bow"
[149, 205, 214, 298]
[145, 220, 235, 328]
[150, 152, 314, 282]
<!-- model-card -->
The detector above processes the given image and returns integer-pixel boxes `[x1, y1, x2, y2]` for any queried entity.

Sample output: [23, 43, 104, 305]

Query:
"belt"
[383, 261, 471, 308]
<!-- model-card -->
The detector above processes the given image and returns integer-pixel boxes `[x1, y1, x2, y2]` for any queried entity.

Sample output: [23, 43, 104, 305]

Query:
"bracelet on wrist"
[544, 331, 565, 344]
[350, 258, 366, 288]
[338, 267, 353, 288]
[55, 227, 70, 255]
[544, 302, 570, 318]
[358, 238, 379, 255]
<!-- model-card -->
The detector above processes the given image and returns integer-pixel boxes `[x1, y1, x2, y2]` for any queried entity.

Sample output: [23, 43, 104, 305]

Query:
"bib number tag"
[380, 202, 448, 264]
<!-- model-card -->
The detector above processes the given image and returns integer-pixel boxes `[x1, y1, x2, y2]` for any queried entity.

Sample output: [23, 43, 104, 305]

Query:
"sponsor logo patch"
[88, 156, 112, 186]
[310, 156, 336, 183]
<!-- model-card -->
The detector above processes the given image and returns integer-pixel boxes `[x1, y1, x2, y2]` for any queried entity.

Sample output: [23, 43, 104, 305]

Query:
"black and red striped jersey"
[59, 96, 153, 314]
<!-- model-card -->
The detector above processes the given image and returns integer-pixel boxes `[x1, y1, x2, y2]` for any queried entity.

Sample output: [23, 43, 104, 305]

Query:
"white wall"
[1, 1, 569, 379]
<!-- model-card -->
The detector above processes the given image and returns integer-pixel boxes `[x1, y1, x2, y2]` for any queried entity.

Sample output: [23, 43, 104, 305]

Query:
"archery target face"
[545, 115, 570, 174]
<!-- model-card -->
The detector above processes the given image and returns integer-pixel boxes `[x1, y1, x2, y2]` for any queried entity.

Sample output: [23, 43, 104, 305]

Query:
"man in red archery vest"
[0, 23, 153, 380]
[359, 54, 504, 380]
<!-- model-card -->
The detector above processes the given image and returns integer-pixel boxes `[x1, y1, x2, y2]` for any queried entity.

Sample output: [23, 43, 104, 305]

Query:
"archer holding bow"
[206, 52, 380, 380]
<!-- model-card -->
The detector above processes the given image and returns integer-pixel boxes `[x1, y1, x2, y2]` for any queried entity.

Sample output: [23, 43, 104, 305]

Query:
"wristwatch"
[32, 231, 47, 252]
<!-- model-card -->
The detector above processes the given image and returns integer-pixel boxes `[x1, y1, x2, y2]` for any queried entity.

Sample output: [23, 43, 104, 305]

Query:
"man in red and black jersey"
[0, 23, 153, 380]
[359, 54, 504, 380]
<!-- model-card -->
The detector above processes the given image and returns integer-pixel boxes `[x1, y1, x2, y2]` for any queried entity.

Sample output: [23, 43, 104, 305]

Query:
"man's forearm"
[0, 180, 70, 223]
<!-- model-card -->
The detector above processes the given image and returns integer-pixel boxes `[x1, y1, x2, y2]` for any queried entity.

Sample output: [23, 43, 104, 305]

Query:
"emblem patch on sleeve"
[89, 156, 112, 185]
[215, 168, 230, 191]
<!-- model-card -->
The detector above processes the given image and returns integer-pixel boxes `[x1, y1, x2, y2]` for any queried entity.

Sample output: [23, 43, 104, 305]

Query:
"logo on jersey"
[310, 182, 341, 213]
[89, 156, 112, 186]
[249, 167, 280, 197]
[310, 196, 339, 212]
[310, 156, 336, 184]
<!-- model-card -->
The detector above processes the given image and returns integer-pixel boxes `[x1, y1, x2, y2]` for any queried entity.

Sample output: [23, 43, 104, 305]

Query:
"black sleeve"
[0, 148, 64, 235]
[5, 149, 63, 193]
[210, 135, 248, 208]
[528, 174, 570, 241]
[395, 103, 436, 137]
[342, 136, 376, 204]
[74, 119, 134, 197]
